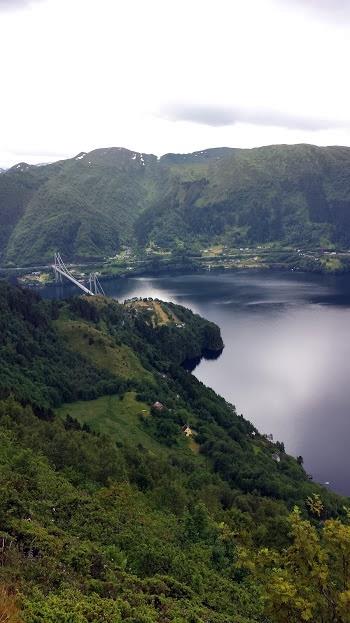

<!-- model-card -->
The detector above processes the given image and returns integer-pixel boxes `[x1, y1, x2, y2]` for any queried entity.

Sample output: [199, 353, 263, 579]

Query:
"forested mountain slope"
[2, 144, 350, 265]
[1, 282, 350, 622]
[0, 149, 169, 265]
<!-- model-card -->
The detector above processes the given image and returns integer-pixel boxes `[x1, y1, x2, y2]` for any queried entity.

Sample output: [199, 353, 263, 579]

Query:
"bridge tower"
[89, 272, 105, 295]
[52, 252, 105, 296]
[53, 252, 63, 283]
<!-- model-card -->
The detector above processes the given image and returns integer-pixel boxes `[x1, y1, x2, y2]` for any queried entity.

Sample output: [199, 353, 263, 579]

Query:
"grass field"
[56, 391, 200, 456]
[126, 299, 180, 326]
[55, 319, 152, 381]
[56, 392, 166, 451]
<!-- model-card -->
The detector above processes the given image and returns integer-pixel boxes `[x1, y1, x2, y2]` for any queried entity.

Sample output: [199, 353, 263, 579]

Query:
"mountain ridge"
[2, 143, 350, 265]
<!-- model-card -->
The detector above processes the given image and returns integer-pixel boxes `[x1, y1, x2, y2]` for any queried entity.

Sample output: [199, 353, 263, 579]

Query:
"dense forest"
[2, 144, 350, 265]
[1, 282, 350, 622]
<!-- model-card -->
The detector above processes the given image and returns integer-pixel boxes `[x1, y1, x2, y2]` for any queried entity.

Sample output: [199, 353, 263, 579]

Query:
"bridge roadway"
[53, 264, 95, 295]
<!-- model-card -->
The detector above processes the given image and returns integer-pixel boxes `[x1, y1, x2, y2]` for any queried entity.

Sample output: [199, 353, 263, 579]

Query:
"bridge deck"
[53, 265, 95, 295]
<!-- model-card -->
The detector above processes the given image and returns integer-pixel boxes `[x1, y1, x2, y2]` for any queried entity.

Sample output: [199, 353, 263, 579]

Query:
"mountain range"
[2, 143, 350, 265]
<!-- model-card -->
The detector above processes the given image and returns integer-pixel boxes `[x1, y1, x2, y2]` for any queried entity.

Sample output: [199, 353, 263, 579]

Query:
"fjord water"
[43, 271, 350, 494]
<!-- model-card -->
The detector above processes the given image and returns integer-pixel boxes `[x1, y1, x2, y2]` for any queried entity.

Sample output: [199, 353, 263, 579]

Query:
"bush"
[0, 586, 22, 623]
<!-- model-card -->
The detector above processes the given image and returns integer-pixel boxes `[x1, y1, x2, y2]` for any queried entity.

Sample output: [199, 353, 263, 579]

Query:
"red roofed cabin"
[152, 401, 164, 412]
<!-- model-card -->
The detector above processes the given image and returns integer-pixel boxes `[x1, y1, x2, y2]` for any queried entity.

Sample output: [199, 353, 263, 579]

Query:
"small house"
[182, 424, 194, 437]
[272, 452, 281, 463]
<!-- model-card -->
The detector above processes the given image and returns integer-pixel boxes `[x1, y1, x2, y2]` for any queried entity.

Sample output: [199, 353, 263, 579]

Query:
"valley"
[8, 242, 350, 293]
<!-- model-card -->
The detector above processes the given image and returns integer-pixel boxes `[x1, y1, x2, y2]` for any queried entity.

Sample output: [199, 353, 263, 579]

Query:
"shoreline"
[4, 262, 350, 292]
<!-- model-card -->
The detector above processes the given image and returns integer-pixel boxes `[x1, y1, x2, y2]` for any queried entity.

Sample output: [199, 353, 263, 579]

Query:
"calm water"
[42, 270, 350, 495]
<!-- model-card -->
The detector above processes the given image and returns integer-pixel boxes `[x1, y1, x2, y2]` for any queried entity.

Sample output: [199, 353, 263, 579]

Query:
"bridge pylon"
[52, 252, 105, 296]
[89, 272, 105, 296]
[53, 252, 63, 283]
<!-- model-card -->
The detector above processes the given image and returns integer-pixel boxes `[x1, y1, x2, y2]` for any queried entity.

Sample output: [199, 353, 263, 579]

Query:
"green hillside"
[3, 144, 350, 266]
[137, 144, 350, 250]
[1, 149, 171, 265]
[1, 282, 350, 622]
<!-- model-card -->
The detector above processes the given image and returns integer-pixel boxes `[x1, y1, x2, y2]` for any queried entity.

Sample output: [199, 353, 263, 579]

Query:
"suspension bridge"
[52, 252, 105, 296]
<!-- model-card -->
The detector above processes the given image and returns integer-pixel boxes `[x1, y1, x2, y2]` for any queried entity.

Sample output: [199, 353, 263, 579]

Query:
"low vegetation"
[1, 281, 350, 621]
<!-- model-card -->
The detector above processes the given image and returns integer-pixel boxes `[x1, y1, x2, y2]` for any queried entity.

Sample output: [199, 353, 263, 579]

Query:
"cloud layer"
[1, 0, 350, 166]
[280, 0, 350, 21]
[160, 104, 347, 131]
[0, 0, 42, 10]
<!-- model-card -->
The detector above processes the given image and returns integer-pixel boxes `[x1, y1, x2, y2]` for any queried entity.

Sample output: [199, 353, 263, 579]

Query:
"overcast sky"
[1, 0, 350, 167]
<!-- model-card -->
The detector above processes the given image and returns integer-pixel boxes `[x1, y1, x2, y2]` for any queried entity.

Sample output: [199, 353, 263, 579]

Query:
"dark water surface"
[42, 271, 350, 495]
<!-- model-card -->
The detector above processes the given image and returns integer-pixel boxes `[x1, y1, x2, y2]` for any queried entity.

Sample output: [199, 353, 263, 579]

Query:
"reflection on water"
[183, 347, 223, 372]
[41, 270, 350, 495]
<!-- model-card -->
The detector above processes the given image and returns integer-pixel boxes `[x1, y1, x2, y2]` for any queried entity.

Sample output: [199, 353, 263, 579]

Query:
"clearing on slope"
[55, 317, 152, 382]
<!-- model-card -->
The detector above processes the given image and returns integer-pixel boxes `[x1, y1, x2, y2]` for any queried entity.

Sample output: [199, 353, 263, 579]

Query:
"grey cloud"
[279, 0, 350, 21]
[0, 0, 42, 10]
[160, 104, 347, 131]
